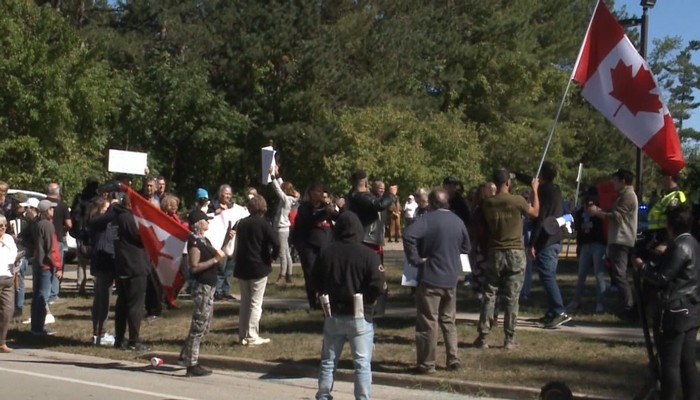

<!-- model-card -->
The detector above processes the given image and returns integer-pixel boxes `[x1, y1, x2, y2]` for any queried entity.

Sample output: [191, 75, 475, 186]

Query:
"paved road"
[0, 349, 505, 400]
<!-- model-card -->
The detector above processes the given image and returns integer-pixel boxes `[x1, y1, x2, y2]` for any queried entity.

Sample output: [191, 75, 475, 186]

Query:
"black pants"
[114, 275, 147, 345]
[298, 243, 320, 309]
[145, 266, 163, 317]
[659, 326, 699, 400]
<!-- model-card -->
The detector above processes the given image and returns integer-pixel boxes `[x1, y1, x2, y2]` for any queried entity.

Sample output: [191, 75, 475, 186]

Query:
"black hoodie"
[311, 212, 386, 322]
[112, 202, 150, 277]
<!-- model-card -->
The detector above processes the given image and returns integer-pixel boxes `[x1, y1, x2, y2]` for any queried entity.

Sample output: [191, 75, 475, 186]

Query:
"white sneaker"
[22, 318, 31, 325]
[100, 333, 116, 346]
[45, 314, 56, 324]
[242, 337, 271, 346]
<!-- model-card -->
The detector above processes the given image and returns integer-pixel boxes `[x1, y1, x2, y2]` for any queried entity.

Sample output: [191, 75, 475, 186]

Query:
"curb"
[141, 351, 619, 400]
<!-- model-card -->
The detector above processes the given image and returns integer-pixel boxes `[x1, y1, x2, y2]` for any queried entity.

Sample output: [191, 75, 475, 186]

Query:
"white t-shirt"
[404, 200, 418, 219]
[0, 233, 18, 278]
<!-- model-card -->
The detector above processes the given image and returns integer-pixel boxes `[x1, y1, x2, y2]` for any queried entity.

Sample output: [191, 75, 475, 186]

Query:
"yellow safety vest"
[647, 189, 687, 230]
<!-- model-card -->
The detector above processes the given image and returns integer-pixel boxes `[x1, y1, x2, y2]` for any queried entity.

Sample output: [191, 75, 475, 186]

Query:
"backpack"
[70, 194, 91, 244]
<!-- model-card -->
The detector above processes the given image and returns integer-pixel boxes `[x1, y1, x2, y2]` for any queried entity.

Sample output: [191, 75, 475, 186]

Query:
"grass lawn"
[9, 250, 693, 398]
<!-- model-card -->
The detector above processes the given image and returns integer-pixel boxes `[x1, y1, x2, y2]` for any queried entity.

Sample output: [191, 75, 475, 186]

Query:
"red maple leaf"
[608, 60, 662, 117]
[137, 224, 171, 265]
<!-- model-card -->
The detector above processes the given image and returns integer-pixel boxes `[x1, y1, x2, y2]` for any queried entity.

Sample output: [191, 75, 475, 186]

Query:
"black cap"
[443, 176, 458, 185]
[188, 210, 213, 228]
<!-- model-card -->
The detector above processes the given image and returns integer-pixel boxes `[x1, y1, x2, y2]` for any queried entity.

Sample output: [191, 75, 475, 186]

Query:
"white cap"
[20, 197, 40, 209]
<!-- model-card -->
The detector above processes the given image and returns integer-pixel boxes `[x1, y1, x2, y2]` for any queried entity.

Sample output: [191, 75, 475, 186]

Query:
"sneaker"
[473, 335, 489, 349]
[242, 337, 271, 346]
[285, 275, 293, 284]
[414, 366, 436, 375]
[48, 297, 63, 305]
[144, 315, 158, 323]
[447, 362, 461, 371]
[544, 313, 572, 329]
[275, 275, 285, 285]
[221, 293, 237, 301]
[31, 329, 57, 336]
[22, 318, 31, 325]
[504, 338, 519, 350]
[45, 314, 56, 324]
[100, 333, 116, 346]
[186, 364, 212, 377]
[566, 300, 581, 311]
[595, 303, 605, 314]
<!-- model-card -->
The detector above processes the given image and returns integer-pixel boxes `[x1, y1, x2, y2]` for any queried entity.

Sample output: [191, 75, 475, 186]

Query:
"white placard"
[108, 149, 148, 175]
[401, 259, 418, 287]
[261, 146, 276, 185]
[204, 205, 250, 251]
[460, 253, 471, 273]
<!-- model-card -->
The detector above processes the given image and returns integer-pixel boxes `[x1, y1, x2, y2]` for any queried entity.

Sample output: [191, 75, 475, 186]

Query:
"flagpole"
[535, 77, 576, 178]
[573, 162, 584, 210]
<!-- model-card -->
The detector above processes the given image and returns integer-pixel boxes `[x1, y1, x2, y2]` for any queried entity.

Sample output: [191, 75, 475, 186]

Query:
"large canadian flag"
[125, 186, 190, 286]
[572, 0, 684, 175]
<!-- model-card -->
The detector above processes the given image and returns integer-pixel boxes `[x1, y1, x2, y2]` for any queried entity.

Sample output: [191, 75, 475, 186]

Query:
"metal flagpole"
[536, 77, 576, 178]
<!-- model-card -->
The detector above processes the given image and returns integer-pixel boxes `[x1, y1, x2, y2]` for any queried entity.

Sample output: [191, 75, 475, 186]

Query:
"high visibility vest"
[647, 189, 687, 230]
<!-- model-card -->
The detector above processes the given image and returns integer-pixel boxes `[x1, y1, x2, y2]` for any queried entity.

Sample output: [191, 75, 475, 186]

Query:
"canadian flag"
[572, 0, 684, 175]
[125, 186, 190, 286]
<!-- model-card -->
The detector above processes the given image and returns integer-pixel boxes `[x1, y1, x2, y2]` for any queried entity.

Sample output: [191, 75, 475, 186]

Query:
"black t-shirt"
[190, 237, 218, 287]
[48, 197, 71, 241]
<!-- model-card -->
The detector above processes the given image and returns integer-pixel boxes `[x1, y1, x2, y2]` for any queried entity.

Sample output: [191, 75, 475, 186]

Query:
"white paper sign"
[204, 205, 250, 251]
[108, 149, 148, 175]
[461, 253, 471, 273]
[261, 146, 276, 185]
[401, 259, 418, 287]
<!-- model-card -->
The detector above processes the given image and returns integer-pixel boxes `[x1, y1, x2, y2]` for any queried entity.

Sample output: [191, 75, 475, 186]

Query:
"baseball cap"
[20, 197, 40, 209]
[12, 192, 28, 203]
[196, 188, 209, 200]
[38, 199, 58, 212]
[611, 168, 634, 180]
[188, 210, 213, 228]
[442, 176, 458, 185]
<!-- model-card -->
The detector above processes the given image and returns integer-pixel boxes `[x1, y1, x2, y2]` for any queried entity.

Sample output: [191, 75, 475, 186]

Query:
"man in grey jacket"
[588, 168, 638, 319]
[403, 188, 471, 374]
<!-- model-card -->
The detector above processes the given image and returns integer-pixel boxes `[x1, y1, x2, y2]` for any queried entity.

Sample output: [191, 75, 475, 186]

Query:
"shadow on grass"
[3, 358, 181, 374]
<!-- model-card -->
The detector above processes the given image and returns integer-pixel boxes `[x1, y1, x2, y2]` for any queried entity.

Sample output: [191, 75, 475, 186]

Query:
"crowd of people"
[0, 161, 698, 399]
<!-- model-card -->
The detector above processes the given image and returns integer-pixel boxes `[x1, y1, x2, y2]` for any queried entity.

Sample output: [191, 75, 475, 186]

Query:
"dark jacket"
[529, 181, 564, 250]
[449, 194, 470, 227]
[403, 208, 471, 288]
[293, 201, 335, 249]
[233, 215, 280, 280]
[574, 207, 606, 246]
[643, 233, 700, 307]
[31, 217, 60, 272]
[311, 212, 385, 322]
[347, 190, 395, 245]
[88, 205, 117, 274]
[113, 203, 150, 277]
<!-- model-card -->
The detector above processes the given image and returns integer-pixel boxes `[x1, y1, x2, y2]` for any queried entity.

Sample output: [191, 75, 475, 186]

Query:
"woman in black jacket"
[634, 204, 700, 400]
[87, 197, 117, 346]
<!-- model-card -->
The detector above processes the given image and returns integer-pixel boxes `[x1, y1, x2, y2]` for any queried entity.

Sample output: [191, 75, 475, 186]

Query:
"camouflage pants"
[180, 283, 216, 367]
[477, 249, 525, 339]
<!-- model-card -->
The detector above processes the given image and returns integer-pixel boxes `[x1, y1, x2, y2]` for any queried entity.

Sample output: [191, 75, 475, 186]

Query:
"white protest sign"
[108, 149, 148, 175]
[204, 205, 250, 253]
[261, 146, 276, 185]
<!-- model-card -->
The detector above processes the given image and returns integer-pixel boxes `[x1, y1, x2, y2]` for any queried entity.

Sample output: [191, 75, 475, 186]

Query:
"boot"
[186, 364, 212, 377]
[285, 274, 293, 284]
[275, 275, 285, 285]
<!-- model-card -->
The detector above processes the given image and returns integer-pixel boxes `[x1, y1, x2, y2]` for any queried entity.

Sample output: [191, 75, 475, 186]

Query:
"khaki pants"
[415, 282, 459, 371]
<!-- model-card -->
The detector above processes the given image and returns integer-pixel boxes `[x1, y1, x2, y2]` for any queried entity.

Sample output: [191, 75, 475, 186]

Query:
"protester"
[311, 212, 386, 399]
[528, 162, 570, 329]
[46, 182, 71, 304]
[466, 183, 493, 296]
[403, 188, 471, 373]
[473, 170, 539, 349]
[113, 194, 151, 351]
[87, 197, 117, 346]
[269, 165, 298, 285]
[140, 176, 160, 207]
[386, 189, 402, 243]
[180, 210, 227, 377]
[569, 187, 607, 314]
[234, 194, 280, 346]
[30, 199, 62, 336]
[0, 214, 18, 352]
[11, 195, 32, 319]
[632, 204, 699, 400]
[0, 182, 11, 216]
[161, 194, 187, 308]
[442, 176, 470, 227]
[71, 177, 100, 297]
[294, 182, 337, 310]
[155, 176, 167, 203]
[587, 169, 638, 320]
[347, 171, 396, 253]
[403, 194, 418, 227]
[209, 184, 237, 301]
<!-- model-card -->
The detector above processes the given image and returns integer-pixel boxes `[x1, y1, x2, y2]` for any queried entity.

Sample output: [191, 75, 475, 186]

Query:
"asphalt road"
[0, 349, 505, 400]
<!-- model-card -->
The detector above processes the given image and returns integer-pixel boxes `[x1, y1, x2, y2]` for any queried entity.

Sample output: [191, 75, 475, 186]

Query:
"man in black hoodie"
[112, 194, 151, 351]
[528, 162, 570, 329]
[311, 212, 385, 400]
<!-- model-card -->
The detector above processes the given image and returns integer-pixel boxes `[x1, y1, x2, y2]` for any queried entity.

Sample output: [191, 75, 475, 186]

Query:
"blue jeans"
[31, 266, 52, 333]
[317, 316, 374, 400]
[50, 241, 66, 300]
[14, 257, 28, 313]
[215, 256, 235, 296]
[574, 243, 607, 306]
[534, 243, 565, 316]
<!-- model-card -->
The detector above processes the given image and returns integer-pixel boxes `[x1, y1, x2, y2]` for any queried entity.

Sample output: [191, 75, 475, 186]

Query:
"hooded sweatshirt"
[112, 203, 150, 277]
[311, 212, 386, 322]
